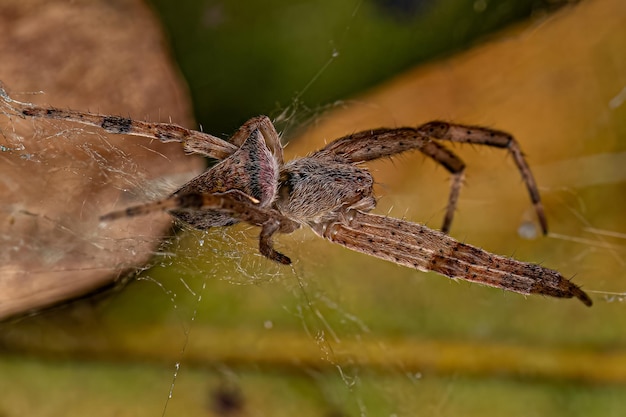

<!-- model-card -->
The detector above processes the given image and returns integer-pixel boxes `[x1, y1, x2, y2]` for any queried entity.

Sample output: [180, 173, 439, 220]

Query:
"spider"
[0, 85, 592, 306]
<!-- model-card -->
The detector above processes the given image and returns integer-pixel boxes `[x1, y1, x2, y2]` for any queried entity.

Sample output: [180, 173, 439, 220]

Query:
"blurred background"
[150, 0, 580, 135]
[1, 0, 626, 416]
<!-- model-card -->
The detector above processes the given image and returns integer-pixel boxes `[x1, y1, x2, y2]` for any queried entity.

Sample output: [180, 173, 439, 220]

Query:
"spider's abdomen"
[277, 158, 375, 223]
[171, 128, 279, 229]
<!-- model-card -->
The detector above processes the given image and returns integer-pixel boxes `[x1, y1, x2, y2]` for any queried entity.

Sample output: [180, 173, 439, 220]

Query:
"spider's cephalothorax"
[1, 86, 591, 306]
[277, 158, 376, 224]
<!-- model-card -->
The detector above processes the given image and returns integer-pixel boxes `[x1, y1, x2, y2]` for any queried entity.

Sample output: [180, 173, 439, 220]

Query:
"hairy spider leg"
[313, 210, 591, 306]
[101, 190, 299, 265]
[0, 88, 238, 160]
[418, 121, 547, 234]
[1, 89, 287, 166]
[311, 122, 546, 234]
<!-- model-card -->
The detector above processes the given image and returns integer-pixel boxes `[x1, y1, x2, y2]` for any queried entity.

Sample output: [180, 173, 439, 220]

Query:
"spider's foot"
[262, 248, 291, 265]
[570, 283, 593, 307]
[259, 238, 291, 264]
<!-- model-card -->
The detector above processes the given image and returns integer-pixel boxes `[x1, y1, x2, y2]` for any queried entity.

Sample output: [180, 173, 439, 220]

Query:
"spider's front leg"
[312, 210, 591, 306]
[101, 190, 300, 264]
[0, 83, 238, 160]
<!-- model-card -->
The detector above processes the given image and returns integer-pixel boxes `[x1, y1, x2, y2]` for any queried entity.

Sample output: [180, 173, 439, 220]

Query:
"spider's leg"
[312, 127, 435, 162]
[312, 210, 591, 306]
[413, 141, 465, 233]
[99, 193, 209, 222]
[198, 192, 299, 264]
[416, 121, 547, 234]
[311, 129, 467, 232]
[311, 123, 546, 234]
[259, 219, 292, 265]
[101, 190, 299, 264]
[101, 190, 270, 223]
[0, 85, 237, 159]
